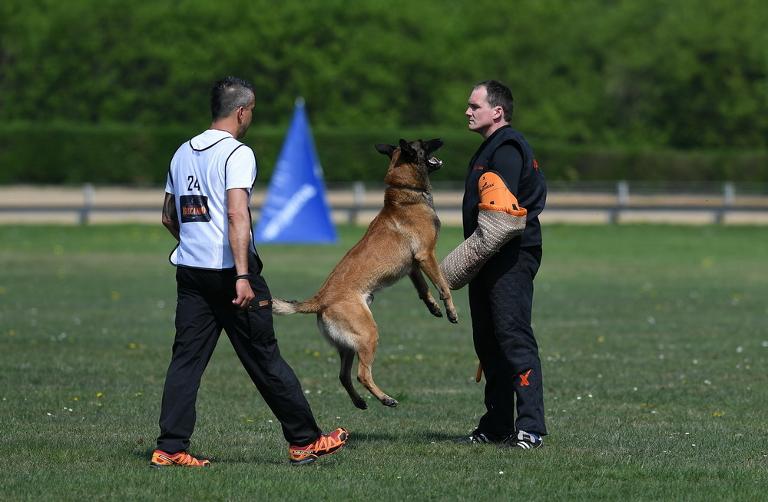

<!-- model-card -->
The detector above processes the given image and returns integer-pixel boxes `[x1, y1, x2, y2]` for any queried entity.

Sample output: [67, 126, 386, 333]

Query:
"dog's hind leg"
[409, 268, 443, 318]
[357, 335, 398, 407]
[326, 301, 397, 407]
[319, 307, 389, 408]
[338, 347, 367, 410]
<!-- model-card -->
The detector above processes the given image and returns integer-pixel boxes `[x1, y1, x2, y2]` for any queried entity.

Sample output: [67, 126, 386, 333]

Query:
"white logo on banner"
[261, 184, 317, 240]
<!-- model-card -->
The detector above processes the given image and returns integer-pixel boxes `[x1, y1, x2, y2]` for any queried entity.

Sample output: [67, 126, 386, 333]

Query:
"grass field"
[1, 223, 766, 500]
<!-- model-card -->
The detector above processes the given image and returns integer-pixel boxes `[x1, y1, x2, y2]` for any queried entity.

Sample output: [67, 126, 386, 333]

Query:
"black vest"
[462, 126, 546, 248]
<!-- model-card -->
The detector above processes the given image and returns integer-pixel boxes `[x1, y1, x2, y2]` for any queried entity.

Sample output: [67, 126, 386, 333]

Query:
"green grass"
[1, 224, 767, 500]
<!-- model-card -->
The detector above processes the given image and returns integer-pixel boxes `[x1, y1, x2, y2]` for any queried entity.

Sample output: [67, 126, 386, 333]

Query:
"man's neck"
[210, 121, 238, 138]
[481, 121, 508, 139]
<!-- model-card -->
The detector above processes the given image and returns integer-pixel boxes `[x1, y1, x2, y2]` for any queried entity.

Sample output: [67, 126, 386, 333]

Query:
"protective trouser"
[468, 245, 546, 437]
[157, 253, 321, 453]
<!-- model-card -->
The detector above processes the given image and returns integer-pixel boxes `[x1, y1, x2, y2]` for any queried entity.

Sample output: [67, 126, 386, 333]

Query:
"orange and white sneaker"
[150, 449, 211, 468]
[289, 427, 349, 465]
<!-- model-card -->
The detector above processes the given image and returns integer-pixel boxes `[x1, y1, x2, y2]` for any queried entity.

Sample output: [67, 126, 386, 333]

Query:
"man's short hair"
[476, 80, 514, 122]
[210, 76, 255, 120]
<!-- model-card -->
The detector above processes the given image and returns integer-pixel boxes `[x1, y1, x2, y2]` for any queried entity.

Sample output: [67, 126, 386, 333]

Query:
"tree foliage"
[2, 0, 767, 148]
[1, 0, 767, 184]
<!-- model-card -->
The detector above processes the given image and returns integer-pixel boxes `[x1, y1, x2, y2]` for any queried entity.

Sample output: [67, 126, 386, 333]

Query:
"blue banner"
[255, 99, 337, 243]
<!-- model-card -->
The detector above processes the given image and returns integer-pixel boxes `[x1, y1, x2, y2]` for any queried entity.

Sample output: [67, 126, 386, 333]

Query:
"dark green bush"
[2, 124, 766, 184]
[1, 0, 767, 150]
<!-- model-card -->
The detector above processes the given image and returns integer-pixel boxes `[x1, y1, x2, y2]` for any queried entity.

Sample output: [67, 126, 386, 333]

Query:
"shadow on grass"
[133, 447, 293, 467]
[347, 430, 461, 443]
[131, 428, 462, 466]
[132, 444, 354, 471]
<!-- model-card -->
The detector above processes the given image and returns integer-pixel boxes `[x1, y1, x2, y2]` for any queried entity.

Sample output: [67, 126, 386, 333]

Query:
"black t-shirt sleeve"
[488, 143, 524, 195]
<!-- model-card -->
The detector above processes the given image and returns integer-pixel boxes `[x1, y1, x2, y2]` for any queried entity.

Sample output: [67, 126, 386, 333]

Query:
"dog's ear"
[375, 144, 396, 158]
[424, 138, 443, 154]
[399, 139, 415, 158]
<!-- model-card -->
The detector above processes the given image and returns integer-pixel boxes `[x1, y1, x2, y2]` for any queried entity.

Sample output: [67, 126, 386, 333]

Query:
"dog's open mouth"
[427, 156, 443, 170]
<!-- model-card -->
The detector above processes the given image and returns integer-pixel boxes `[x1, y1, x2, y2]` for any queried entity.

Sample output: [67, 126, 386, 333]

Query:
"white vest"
[165, 129, 257, 269]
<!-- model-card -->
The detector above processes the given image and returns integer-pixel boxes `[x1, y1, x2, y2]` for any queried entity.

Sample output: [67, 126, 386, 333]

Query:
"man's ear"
[375, 144, 396, 157]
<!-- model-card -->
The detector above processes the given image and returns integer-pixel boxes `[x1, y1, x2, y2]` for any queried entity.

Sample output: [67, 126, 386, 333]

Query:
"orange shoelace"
[312, 434, 338, 452]
[292, 430, 344, 455]
[171, 452, 207, 466]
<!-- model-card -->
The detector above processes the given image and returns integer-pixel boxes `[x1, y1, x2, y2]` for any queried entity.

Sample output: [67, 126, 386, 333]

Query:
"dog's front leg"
[415, 252, 458, 324]
[409, 269, 443, 318]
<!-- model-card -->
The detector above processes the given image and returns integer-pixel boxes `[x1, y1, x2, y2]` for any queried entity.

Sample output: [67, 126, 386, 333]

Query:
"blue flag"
[255, 99, 337, 243]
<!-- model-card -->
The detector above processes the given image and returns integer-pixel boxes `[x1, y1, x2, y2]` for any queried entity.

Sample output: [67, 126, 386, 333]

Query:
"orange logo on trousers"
[519, 369, 532, 387]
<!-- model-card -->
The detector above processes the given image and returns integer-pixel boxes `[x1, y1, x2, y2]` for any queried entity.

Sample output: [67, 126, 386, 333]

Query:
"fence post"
[612, 180, 629, 224]
[717, 182, 735, 224]
[79, 183, 94, 225]
[348, 181, 365, 225]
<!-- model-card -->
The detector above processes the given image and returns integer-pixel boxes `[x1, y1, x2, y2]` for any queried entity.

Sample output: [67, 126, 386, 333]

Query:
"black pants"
[156, 253, 321, 453]
[468, 245, 546, 437]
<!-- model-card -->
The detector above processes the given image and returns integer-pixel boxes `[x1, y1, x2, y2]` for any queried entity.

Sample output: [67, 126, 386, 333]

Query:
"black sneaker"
[501, 430, 543, 449]
[455, 429, 505, 445]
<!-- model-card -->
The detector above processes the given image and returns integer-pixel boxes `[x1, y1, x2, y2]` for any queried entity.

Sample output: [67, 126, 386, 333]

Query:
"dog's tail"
[272, 298, 322, 315]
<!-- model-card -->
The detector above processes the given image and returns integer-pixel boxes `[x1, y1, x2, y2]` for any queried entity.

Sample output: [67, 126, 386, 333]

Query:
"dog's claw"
[448, 311, 459, 324]
[381, 397, 398, 407]
[423, 298, 442, 317]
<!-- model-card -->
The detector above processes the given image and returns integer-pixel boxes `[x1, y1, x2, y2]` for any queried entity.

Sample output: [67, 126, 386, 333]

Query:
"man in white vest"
[151, 76, 347, 468]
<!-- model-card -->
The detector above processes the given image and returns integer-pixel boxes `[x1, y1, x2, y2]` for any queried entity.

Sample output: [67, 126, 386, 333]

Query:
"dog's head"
[375, 138, 444, 190]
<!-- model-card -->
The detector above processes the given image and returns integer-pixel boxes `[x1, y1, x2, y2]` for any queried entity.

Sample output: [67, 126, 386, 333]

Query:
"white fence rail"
[1, 182, 768, 225]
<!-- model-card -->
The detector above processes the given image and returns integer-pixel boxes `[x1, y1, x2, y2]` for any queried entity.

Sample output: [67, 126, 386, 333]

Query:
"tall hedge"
[1, 0, 767, 151]
[2, 124, 766, 184]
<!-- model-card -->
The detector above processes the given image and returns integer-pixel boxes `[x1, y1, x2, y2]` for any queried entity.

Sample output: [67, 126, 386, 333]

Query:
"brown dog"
[272, 139, 458, 409]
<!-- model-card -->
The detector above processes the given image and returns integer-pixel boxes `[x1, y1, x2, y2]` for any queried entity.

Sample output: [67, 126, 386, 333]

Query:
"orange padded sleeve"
[477, 172, 528, 216]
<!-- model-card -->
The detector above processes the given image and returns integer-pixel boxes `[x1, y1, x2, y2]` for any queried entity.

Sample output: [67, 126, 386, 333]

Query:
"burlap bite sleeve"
[440, 209, 526, 290]
[439, 172, 527, 290]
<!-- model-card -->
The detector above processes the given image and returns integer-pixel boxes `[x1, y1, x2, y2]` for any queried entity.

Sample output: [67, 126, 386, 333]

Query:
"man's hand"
[232, 278, 255, 310]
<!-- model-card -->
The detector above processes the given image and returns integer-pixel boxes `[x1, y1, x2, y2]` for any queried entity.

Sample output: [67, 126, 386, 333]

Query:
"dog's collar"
[386, 185, 434, 206]
[387, 184, 429, 194]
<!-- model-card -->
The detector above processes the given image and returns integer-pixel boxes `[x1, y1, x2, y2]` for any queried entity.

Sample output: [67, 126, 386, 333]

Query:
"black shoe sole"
[290, 442, 345, 465]
[149, 463, 211, 468]
[499, 441, 543, 449]
[289, 456, 318, 466]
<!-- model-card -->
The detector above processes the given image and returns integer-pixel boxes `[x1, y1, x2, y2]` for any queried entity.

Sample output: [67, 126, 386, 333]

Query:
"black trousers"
[468, 245, 547, 437]
[156, 253, 321, 453]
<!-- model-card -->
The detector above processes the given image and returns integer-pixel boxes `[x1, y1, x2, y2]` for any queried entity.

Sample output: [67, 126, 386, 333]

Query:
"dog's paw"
[381, 396, 398, 407]
[353, 398, 368, 410]
[447, 310, 459, 324]
[427, 302, 443, 317]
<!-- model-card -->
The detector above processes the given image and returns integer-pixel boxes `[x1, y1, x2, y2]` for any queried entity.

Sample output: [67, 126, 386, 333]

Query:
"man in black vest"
[460, 80, 547, 449]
